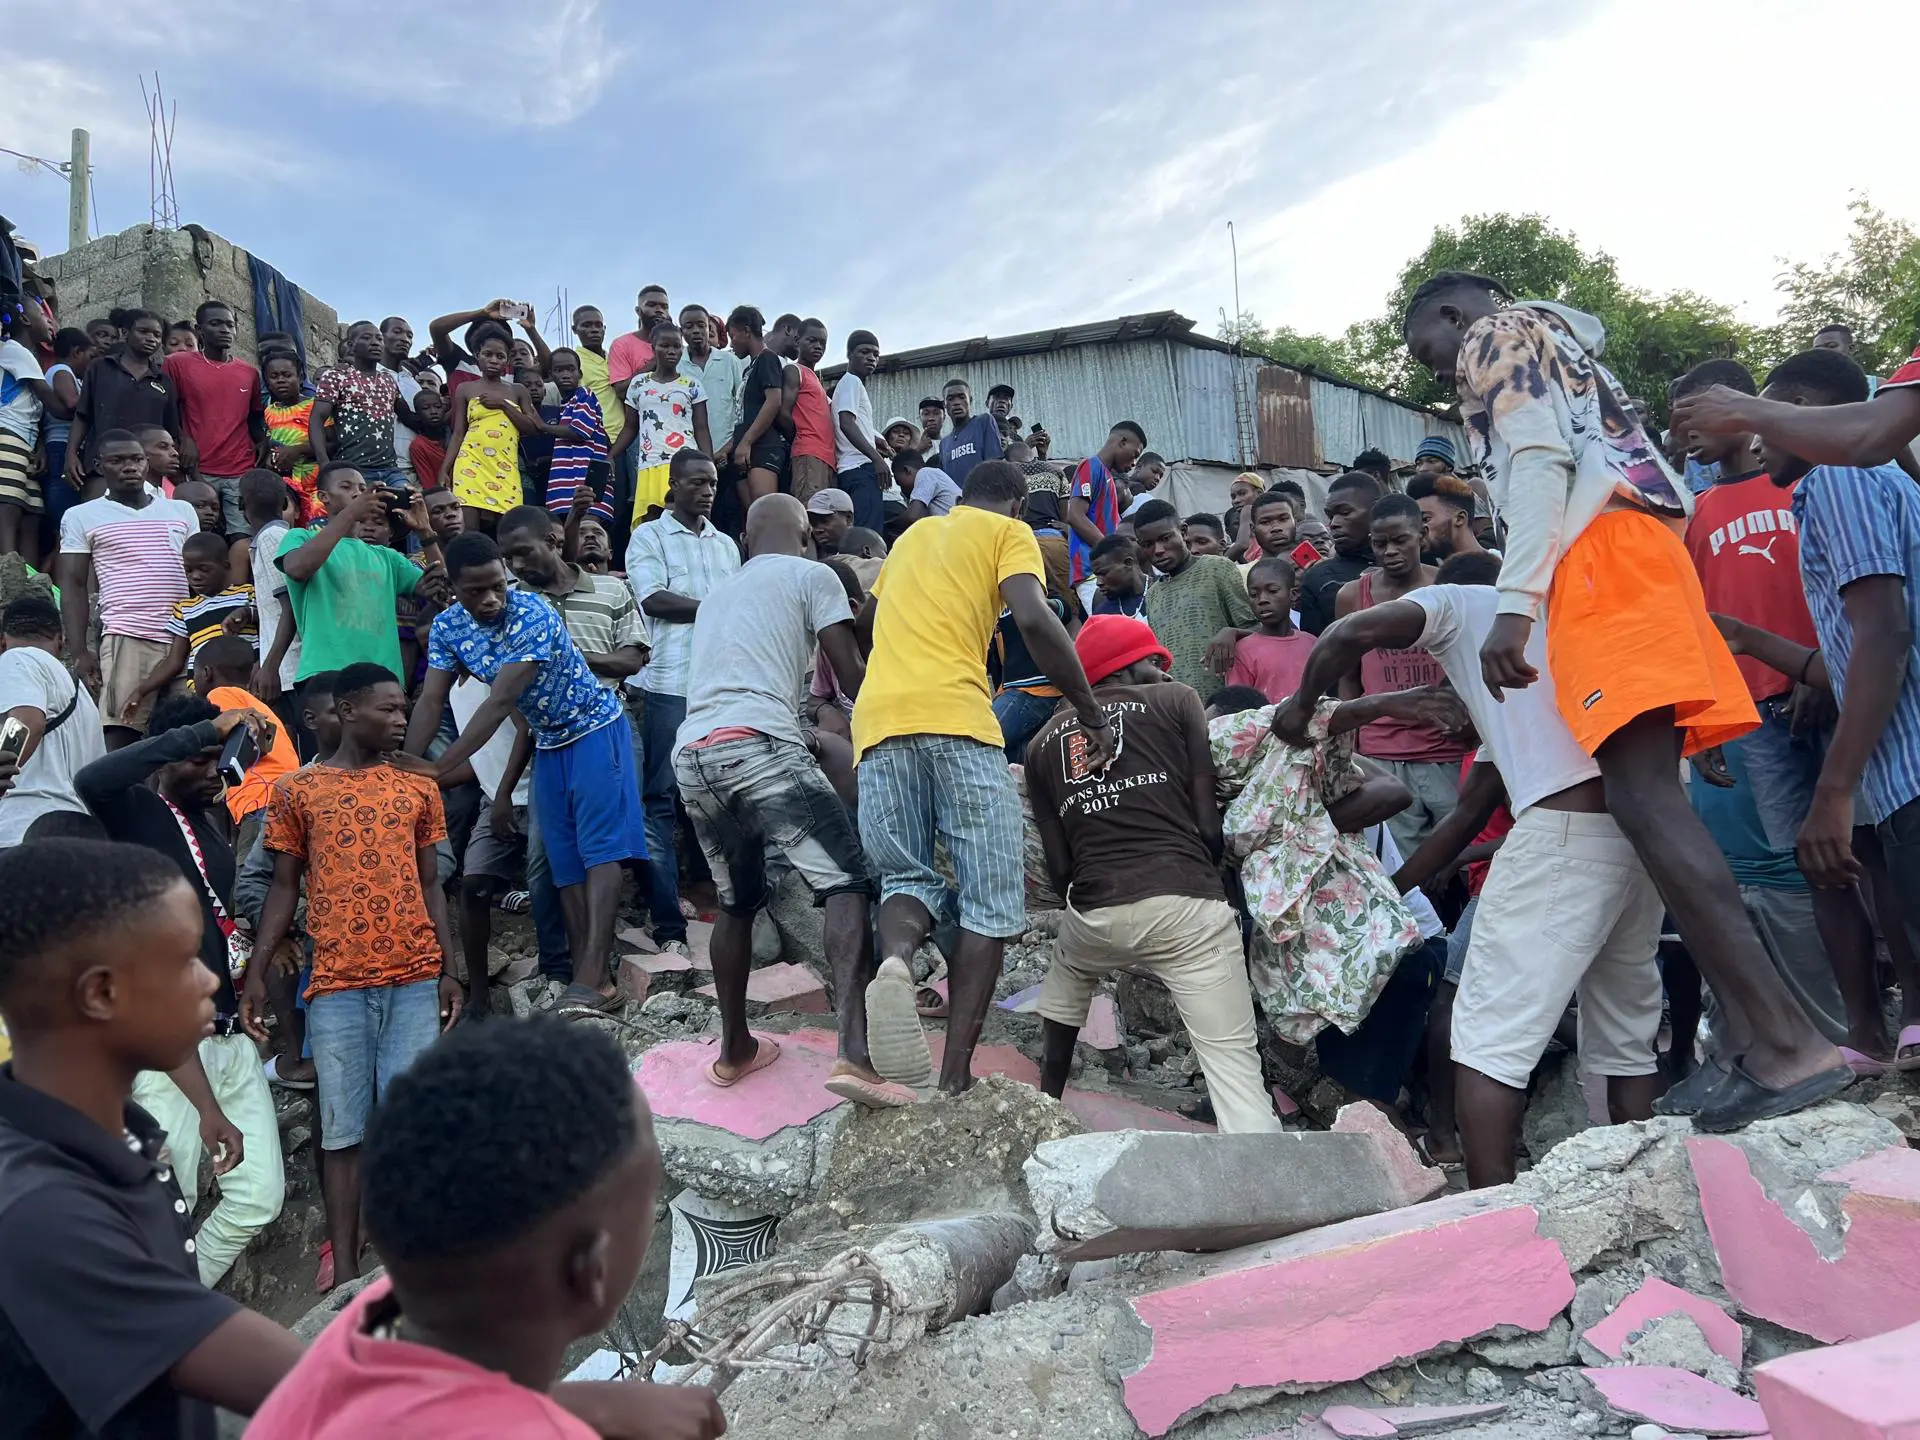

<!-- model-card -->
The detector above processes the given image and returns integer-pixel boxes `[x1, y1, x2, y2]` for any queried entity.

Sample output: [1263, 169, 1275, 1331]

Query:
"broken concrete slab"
[1467, 1314, 1574, 1370]
[617, 925, 660, 953]
[693, 961, 830, 1015]
[1320, 1408, 1398, 1437]
[1120, 1190, 1575, 1435]
[624, 948, 694, 976]
[1060, 1089, 1212, 1134]
[1754, 1317, 1920, 1439]
[1081, 993, 1121, 1051]
[1618, 1314, 1743, 1389]
[1689, 1134, 1920, 1343]
[1320, 1404, 1512, 1437]
[1584, 1274, 1744, 1366]
[1332, 1102, 1449, 1209]
[615, 958, 652, 1008]
[1026, 1128, 1449, 1261]
[1580, 1366, 1769, 1436]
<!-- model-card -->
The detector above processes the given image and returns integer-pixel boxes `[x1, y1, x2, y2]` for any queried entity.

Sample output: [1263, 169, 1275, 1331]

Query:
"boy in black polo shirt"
[0, 839, 302, 1437]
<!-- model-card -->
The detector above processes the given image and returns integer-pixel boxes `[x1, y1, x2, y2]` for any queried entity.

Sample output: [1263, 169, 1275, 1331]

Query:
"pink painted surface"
[1755, 1319, 1920, 1440]
[923, 1034, 1042, 1087]
[1689, 1137, 1920, 1343]
[617, 926, 659, 953]
[636, 1033, 844, 1140]
[1341, 1404, 1509, 1433]
[1331, 1102, 1447, 1207]
[694, 962, 830, 1014]
[625, 950, 693, 976]
[1063, 1089, 1212, 1134]
[1272, 1084, 1300, 1117]
[1583, 1275, 1744, 1364]
[1122, 1198, 1572, 1436]
[1822, 1146, 1920, 1205]
[684, 919, 714, 971]
[1318, 1407, 1396, 1437]
[997, 983, 1043, 1012]
[1582, 1366, 1768, 1435]
[1081, 993, 1121, 1050]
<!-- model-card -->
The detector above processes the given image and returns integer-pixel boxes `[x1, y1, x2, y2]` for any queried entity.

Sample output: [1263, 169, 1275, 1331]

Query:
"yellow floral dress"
[451, 394, 521, 515]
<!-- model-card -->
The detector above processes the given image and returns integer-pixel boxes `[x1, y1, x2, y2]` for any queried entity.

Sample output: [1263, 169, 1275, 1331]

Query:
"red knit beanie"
[1074, 614, 1172, 686]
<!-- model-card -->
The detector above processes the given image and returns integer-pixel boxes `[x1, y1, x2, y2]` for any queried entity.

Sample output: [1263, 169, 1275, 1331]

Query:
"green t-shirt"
[1143, 554, 1256, 701]
[276, 528, 420, 682]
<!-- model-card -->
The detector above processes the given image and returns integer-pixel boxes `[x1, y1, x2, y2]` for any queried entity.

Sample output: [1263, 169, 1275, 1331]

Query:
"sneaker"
[660, 939, 692, 960]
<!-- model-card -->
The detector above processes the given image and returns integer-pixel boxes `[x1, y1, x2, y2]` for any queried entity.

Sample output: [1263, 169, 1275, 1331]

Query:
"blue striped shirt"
[1793, 463, 1920, 823]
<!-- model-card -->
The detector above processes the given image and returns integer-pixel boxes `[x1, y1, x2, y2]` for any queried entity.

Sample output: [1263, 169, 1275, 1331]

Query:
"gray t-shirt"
[673, 554, 852, 754]
[0, 645, 105, 845]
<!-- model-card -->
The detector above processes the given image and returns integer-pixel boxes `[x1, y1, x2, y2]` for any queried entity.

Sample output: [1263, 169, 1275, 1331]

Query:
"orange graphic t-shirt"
[264, 763, 448, 999]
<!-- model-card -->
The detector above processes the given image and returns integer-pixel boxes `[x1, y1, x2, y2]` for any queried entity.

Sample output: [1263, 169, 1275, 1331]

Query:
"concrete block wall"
[35, 224, 341, 369]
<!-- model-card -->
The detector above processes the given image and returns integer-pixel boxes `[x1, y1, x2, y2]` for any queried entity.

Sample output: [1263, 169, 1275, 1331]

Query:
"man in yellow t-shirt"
[852, 459, 1113, 1096]
[570, 305, 625, 451]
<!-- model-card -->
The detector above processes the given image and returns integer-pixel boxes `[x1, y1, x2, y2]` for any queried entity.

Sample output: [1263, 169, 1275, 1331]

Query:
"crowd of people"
[2, 267, 1920, 1438]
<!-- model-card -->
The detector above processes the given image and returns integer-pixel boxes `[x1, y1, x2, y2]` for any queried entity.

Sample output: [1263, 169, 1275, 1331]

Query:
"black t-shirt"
[1297, 552, 1369, 636]
[0, 1070, 238, 1439]
[1024, 682, 1225, 911]
[735, 351, 791, 443]
[75, 354, 182, 470]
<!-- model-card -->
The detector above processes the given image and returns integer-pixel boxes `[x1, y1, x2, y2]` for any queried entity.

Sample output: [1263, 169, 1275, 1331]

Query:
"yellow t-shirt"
[578, 347, 624, 441]
[853, 505, 1045, 758]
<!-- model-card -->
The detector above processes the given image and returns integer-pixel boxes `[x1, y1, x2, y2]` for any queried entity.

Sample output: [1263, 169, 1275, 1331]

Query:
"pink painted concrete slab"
[1582, 1366, 1769, 1435]
[1822, 1145, 1920, 1205]
[1318, 1407, 1396, 1437]
[1331, 1102, 1448, 1207]
[997, 983, 1043, 1012]
[1755, 1318, 1920, 1440]
[1342, 1404, 1509, 1434]
[617, 926, 659, 953]
[1081, 993, 1121, 1050]
[1689, 1137, 1920, 1344]
[923, 1034, 1042, 1087]
[1583, 1274, 1744, 1364]
[624, 949, 693, 976]
[636, 1034, 844, 1140]
[683, 919, 714, 971]
[1121, 1193, 1573, 1436]
[1062, 1089, 1212, 1134]
[1272, 1084, 1300, 1117]
[694, 962, 830, 1014]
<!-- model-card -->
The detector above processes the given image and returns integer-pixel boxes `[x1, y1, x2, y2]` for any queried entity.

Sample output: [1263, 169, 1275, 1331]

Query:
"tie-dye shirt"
[264, 395, 318, 520]
[1455, 303, 1690, 621]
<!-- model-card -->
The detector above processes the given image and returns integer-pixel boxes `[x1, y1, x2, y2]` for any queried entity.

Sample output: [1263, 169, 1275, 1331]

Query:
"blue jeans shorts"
[306, 978, 441, 1149]
[533, 717, 649, 888]
[857, 734, 1026, 939]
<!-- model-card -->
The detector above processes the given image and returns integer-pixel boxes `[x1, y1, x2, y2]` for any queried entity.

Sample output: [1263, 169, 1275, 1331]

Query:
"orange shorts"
[1546, 508, 1758, 759]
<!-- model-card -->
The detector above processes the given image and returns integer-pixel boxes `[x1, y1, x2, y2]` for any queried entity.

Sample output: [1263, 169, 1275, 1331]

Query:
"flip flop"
[498, 889, 531, 914]
[708, 1037, 781, 1088]
[556, 983, 623, 1018]
[915, 978, 950, 1019]
[313, 1241, 334, 1293]
[824, 1066, 916, 1108]
[1896, 1024, 1920, 1073]
[263, 1054, 315, 1091]
[1694, 1058, 1854, 1134]
[1841, 1046, 1894, 1077]
[865, 958, 934, 1088]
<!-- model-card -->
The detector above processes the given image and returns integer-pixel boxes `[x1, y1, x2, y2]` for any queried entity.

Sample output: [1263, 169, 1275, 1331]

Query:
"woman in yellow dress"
[438, 320, 543, 533]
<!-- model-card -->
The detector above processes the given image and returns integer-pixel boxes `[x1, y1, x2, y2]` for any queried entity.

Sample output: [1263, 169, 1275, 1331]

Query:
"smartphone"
[1290, 540, 1323, 569]
[0, 716, 27, 763]
[218, 725, 259, 790]
[502, 302, 531, 324]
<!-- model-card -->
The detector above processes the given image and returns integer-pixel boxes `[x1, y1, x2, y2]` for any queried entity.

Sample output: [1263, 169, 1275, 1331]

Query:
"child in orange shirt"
[194, 635, 298, 859]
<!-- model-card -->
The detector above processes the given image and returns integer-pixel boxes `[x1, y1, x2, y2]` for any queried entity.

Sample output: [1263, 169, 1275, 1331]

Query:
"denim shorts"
[306, 979, 441, 1149]
[857, 734, 1026, 938]
[674, 734, 870, 915]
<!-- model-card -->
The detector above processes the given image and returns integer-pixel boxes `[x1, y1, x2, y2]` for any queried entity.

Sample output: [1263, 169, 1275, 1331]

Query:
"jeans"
[307, 979, 442, 1149]
[360, 466, 408, 492]
[993, 688, 1060, 762]
[525, 799, 569, 980]
[204, 473, 252, 536]
[838, 461, 887, 531]
[132, 1032, 286, 1285]
[639, 690, 689, 942]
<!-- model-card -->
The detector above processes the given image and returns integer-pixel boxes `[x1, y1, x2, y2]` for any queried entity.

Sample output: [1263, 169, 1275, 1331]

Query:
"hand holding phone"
[0, 716, 28, 764]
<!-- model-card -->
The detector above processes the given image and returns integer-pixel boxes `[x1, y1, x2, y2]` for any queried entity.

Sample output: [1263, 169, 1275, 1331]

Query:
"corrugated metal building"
[837, 311, 1466, 515]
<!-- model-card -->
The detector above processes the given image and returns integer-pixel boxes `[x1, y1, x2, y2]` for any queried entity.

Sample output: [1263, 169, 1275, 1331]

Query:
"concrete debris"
[1753, 1316, 1920, 1438]
[990, 1251, 1068, 1312]
[1024, 1127, 1446, 1261]
[1619, 1314, 1743, 1390]
[1461, 1368, 1505, 1401]
[1578, 1365, 1769, 1436]
[1468, 1315, 1574, 1370]
[865, 1213, 1037, 1349]
[290, 1267, 384, 1340]
[693, 960, 830, 1015]
[1320, 1402, 1511, 1436]
[1519, 1051, 1595, 1160]
[1582, 1275, 1745, 1367]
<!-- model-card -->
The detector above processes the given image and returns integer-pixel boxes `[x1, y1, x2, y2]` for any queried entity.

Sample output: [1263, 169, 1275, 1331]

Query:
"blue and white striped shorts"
[856, 734, 1027, 939]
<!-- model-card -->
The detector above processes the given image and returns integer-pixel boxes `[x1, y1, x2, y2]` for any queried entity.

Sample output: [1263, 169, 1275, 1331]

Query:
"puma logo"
[1737, 536, 1781, 563]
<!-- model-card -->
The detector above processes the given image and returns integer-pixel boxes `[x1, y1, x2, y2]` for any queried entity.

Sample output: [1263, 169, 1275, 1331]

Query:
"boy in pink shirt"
[1225, 556, 1315, 701]
[247, 1019, 724, 1440]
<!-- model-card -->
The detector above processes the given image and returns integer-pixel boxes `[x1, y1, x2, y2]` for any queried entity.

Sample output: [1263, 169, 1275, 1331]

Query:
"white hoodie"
[1458, 302, 1691, 620]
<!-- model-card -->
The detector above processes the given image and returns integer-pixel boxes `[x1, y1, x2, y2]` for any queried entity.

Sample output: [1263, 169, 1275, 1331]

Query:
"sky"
[5, 0, 1918, 358]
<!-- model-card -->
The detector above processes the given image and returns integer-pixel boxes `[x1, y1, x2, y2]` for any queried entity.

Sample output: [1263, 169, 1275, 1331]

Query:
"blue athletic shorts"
[533, 717, 649, 888]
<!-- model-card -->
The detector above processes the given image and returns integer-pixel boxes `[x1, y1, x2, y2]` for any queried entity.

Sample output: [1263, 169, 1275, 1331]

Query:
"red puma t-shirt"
[1684, 470, 1818, 702]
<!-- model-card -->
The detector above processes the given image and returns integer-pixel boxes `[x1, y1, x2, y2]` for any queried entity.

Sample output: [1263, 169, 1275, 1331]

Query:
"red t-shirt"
[607, 333, 654, 392]
[410, 434, 448, 486]
[1224, 630, 1314, 702]
[791, 365, 834, 463]
[163, 351, 261, 476]
[246, 1278, 599, 1439]
[1684, 471, 1817, 702]
[1883, 344, 1920, 391]
[1459, 756, 1514, 897]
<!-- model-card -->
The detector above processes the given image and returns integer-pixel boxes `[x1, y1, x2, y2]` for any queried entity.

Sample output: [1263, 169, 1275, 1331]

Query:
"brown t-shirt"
[1023, 682, 1224, 911]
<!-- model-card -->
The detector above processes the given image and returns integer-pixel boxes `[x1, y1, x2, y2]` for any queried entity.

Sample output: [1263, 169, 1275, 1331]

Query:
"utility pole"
[67, 129, 89, 250]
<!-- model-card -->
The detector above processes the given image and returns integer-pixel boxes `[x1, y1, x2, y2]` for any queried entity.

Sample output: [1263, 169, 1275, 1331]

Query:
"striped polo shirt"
[1793, 461, 1920, 823]
[57, 494, 199, 642]
[511, 566, 648, 689]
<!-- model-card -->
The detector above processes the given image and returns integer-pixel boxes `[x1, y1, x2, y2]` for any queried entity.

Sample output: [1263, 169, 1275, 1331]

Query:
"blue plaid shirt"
[1793, 463, 1920, 823]
[427, 591, 621, 750]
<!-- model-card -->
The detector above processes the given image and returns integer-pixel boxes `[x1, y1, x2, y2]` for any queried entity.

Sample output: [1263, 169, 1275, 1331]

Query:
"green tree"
[1217, 310, 1358, 378]
[1770, 196, 1920, 376]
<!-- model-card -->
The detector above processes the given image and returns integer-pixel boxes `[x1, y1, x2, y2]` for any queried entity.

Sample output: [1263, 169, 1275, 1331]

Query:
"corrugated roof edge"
[821, 310, 1455, 422]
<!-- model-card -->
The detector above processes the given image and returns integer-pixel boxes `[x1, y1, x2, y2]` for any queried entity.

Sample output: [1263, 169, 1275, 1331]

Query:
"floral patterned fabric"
[1209, 698, 1422, 1044]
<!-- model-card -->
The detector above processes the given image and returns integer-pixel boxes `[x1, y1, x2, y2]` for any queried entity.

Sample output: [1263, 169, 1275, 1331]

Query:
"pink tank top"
[1356, 571, 1469, 763]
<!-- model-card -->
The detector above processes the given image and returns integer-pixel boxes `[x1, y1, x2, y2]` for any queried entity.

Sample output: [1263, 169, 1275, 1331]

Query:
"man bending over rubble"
[1024, 615, 1281, 1133]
